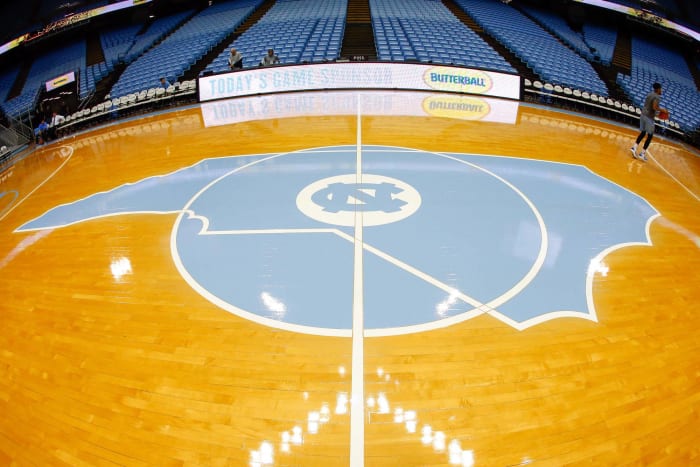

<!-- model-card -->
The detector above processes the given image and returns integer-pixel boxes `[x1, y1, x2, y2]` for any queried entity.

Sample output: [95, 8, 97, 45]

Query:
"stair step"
[341, 0, 376, 60]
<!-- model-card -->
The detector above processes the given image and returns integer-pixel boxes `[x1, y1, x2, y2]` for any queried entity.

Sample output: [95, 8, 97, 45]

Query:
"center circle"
[295, 174, 422, 227]
[171, 146, 545, 336]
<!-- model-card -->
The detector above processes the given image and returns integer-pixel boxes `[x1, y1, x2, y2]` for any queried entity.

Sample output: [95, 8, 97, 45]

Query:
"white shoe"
[637, 151, 647, 162]
[629, 147, 637, 158]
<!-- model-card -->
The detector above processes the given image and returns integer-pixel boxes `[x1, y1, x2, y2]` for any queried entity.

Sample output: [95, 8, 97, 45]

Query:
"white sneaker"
[637, 151, 647, 162]
[629, 147, 637, 158]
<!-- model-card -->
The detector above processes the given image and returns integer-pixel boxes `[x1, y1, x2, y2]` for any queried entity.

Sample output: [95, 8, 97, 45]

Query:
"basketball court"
[1, 90, 699, 465]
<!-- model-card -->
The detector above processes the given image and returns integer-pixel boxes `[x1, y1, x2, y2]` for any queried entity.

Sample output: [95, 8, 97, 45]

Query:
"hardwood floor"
[1, 98, 699, 466]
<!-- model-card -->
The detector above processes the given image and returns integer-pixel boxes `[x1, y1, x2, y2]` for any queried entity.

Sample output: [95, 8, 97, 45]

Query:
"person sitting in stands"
[159, 77, 171, 89]
[35, 119, 49, 144]
[48, 112, 65, 139]
[260, 48, 280, 66]
[228, 48, 243, 70]
[50, 111, 65, 127]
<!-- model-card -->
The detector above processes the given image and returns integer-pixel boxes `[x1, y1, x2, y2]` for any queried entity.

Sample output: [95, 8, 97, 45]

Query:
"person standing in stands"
[228, 48, 243, 70]
[260, 48, 280, 66]
[630, 82, 667, 162]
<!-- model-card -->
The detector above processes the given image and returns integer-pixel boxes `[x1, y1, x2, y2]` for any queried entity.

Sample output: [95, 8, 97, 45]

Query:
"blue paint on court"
[15, 146, 658, 332]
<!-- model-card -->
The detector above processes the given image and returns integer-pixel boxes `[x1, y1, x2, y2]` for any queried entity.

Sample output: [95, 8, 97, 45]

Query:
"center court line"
[349, 95, 365, 467]
[198, 226, 491, 311]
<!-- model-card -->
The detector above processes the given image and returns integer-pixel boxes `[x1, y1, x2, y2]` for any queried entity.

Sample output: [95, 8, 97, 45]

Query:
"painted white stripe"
[349, 95, 365, 467]
[199, 227, 344, 236]
[2, 145, 74, 223]
[647, 150, 700, 203]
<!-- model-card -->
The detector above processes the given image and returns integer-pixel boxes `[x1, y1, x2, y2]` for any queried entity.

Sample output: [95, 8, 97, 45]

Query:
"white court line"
[1, 145, 74, 223]
[199, 228, 344, 236]
[350, 95, 365, 467]
[647, 150, 700, 203]
[200, 225, 490, 311]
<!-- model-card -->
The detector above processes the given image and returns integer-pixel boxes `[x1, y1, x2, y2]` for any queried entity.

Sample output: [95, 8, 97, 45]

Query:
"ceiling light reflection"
[336, 392, 348, 415]
[252, 394, 347, 464]
[320, 403, 330, 423]
[377, 392, 390, 414]
[367, 388, 475, 466]
[436, 289, 460, 317]
[249, 440, 274, 467]
[260, 292, 286, 318]
[307, 412, 320, 434]
[110, 257, 132, 281]
[367, 396, 376, 408]
[588, 258, 609, 277]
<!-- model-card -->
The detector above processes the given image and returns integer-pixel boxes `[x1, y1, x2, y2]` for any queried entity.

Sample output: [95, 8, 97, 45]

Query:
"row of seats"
[521, 5, 597, 63]
[581, 23, 616, 66]
[371, 0, 514, 73]
[112, 1, 261, 99]
[454, 0, 608, 97]
[524, 78, 683, 133]
[59, 80, 198, 129]
[3, 40, 86, 118]
[616, 35, 699, 133]
[204, 0, 347, 74]
[1, 0, 697, 137]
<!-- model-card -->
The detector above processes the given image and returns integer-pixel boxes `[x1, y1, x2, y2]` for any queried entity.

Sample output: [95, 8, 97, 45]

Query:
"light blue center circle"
[173, 146, 540, 334]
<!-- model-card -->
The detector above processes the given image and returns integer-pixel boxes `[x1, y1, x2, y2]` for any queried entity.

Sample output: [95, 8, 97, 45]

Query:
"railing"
[522, 78, 688, 140]
[54, 80, 198, 136]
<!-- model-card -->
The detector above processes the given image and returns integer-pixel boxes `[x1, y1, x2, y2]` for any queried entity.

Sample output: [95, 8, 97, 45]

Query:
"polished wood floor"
[1, 98, 700, 466]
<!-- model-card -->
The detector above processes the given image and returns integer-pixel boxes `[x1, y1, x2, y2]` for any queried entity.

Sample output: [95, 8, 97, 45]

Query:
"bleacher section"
[370, 0, 515, 73]
[1, 0, 697, 144]
[617, 36, 700, 132]
[0, 67, 20, 104]
[520, 6, 596, 62]
[101, 24, 143, 68]
[454, 0, 608, 96]
[2, 41, 86, 118]
[582, 23, 617, 66]
[204, 0, 346, 74]
[110, 1, 262, 98]
[123, 11, 194, 64]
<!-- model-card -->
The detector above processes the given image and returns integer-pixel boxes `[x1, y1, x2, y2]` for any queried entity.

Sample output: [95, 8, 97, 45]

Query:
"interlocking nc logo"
[311, 182, 408, 214]
[297, 174, 422, 227]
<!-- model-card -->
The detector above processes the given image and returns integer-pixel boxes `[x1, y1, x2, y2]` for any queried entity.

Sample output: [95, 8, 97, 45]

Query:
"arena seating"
[0, 67, 19, 104]
[3, 41, 86, 118]
[110, 1, 261, 98]
[100, 24, 143, 69]
[581, 23, 617, 66]
[519, 5, 596, 62]
[123, 11, 194, 65]
[617, 36, 700, 133]
[0, 0, 697, 142]
[204, 0, 346, 74]
[454, 0, 608, 96]
[370, 0, 515, 73]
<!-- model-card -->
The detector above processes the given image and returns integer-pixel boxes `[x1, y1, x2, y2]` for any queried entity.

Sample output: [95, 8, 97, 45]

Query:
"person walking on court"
[630, 82, 667, 162]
